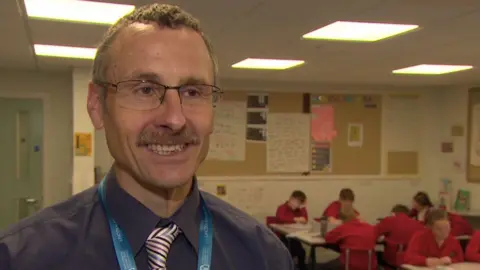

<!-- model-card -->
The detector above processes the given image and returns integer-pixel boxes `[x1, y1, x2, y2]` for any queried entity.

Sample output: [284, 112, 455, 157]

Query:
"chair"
[344, 247, 376, 270]
[381, 239, 406, 270]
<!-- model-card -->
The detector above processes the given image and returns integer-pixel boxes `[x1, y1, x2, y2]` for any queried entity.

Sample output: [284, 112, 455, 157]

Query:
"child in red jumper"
[375, 204, 424, 268]
[465, 231, 480, 262]
[404, 208, 464, 267]
[319, 204, 377, 270]
[275, 190, 308, 270]
[410, 191, 473, 236]
[323, 188, 360, 225]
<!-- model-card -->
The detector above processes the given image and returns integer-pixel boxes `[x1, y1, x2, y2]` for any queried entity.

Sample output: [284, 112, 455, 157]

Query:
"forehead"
[108, 23, 213, 83]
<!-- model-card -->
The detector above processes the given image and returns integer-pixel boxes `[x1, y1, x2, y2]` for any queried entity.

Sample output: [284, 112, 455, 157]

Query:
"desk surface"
[269, 223, 313, 235]
[401, 262, 480, 269]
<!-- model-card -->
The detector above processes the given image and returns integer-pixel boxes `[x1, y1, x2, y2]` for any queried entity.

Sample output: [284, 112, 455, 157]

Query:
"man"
[275, 190, 308, 270]
[375, 204, 424, 268]
[403, 208, 464, 267]
[0, 4, 293, 270]
[323, 188, 359, 224]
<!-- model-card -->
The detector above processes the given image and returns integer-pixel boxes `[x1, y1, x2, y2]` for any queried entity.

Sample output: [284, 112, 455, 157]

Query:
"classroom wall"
[198, 79, 448, 223]
[0, 69, 73, 206]
[437, 87, 480, 208]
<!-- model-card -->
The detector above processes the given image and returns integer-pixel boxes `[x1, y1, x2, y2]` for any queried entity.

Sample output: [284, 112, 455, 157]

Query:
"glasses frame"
[97, 79, 223, 110]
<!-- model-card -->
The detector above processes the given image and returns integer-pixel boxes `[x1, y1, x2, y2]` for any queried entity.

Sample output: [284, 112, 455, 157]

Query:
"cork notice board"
[310, 94, 382, 175]
[467, 88, 480, 183]
[197, 91, 304, 176]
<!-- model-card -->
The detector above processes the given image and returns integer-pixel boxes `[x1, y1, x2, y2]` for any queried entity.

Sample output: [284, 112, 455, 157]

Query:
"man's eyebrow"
[123, 72, 210, 85]
[180, 77, 209, 85]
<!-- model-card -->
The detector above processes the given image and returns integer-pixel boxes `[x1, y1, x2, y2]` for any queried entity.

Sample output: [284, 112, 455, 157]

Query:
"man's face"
[88, 23, 214, 189]
[432, 219, 451, 241]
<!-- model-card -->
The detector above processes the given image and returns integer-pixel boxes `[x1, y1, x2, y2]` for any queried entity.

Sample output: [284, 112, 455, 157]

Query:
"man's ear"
[87, 81, 105, 129]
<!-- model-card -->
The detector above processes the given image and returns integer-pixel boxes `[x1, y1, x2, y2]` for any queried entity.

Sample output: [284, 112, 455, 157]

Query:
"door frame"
[0, 91, 50, 208]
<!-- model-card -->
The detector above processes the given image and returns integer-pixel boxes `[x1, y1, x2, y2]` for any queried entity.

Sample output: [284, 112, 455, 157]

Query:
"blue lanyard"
[98, 179, 213, 270]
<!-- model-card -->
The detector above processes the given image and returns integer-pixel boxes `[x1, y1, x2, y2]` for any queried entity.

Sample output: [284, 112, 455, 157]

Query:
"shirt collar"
[104, 171, 202, 255]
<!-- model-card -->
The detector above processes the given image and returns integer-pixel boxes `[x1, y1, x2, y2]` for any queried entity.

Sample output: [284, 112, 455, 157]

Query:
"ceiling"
[2, 0, 480, 87]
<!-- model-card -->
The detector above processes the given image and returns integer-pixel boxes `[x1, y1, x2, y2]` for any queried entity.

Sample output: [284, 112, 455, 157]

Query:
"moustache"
[137, 129, 199, 146]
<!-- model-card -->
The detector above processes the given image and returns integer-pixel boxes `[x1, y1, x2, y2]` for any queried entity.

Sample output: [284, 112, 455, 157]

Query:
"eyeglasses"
[99, 80, 223, 111]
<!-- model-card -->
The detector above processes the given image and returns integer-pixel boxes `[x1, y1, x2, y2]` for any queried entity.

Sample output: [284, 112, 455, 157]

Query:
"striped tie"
[146, 223, 181, 269]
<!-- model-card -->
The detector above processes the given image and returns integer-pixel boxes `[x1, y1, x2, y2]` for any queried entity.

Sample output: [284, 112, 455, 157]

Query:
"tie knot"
[147, 223, 181, 241]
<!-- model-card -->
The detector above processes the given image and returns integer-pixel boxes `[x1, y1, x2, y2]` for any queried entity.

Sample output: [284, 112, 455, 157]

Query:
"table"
[269, 223, 313, 235]
[291, 231, 384, 269]
[401, 262, 480, 269]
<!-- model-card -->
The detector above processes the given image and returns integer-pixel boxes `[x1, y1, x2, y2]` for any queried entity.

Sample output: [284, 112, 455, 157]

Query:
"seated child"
[323, 188, 359, 225]
[375, 204, 424, 267]
[319, 204, 377, 270]
[404, 208, 464, 267]
[275, 190, 308, 270]
[465, 231, 480, 262]
[410, 191, 473, 236]
[409, 191, 434, 223]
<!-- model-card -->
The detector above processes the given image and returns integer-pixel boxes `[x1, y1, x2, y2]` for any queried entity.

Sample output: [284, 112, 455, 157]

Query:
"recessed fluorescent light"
[34, 44, 96, 59]
[392, 64, 473, 75]
[232, 58, 305, 70]
[302, 21, 418, 42]
[24, 0, 135, 25]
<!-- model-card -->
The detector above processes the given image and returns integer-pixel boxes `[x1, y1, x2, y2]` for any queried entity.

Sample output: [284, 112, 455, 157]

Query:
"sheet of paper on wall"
[347, 123, 363, 147]
[469, 104, 480, 166]
[383, 94, 421, 152]
[266, 113, 311, 172]
[207, 101, 247, 161]
[311, 105, 337, 142]
[227, 184, 265, 216]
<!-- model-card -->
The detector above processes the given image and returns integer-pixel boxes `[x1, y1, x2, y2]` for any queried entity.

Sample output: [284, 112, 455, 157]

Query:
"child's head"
[288, 190, 307, 210]
[339, 203, 356, 223]
[391, 204, 410, 216]
[412, 191, 433, 210]
[426, 208, 451, 241]
[339, 188, 355, 205]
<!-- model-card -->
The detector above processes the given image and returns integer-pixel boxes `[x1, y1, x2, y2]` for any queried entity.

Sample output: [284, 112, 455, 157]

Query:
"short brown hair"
[339, 188, 355, 201]
[291, 190, 307, 203]
[391, 204, 410, 214]
[339, 204, 356, 222]
[426, 208, 448, 226]
[92, 3, 218, 86]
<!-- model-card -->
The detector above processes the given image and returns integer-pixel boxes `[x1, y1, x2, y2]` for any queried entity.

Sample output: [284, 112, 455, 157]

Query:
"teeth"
[147, 144, 186, 155]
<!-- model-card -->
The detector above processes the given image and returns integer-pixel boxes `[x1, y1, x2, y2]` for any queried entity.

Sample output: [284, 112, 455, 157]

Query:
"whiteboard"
[266, 113, 311, 172]
[207, 101, 246, 161]
[383, 94, 422, 152]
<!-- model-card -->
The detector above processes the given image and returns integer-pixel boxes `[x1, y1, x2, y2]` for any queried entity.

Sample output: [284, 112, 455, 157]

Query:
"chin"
[145, 170, 195, 189]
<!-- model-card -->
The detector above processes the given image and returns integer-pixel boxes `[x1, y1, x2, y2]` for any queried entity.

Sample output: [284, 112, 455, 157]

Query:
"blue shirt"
[0, 173, 293, 270]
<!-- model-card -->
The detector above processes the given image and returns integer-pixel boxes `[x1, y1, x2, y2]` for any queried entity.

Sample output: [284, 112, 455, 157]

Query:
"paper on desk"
[283, 223, 312, 230]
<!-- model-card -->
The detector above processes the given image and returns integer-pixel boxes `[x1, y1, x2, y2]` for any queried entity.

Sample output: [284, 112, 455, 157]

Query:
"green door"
[0, 98, 43, 229]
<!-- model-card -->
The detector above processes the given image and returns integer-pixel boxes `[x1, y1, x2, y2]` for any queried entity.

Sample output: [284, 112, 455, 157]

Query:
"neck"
[114, 164, 192, 218]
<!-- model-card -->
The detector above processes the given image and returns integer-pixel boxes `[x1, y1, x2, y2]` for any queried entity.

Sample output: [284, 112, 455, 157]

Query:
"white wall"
[437, 87, 480, 208]
[0, 69, 73, 207]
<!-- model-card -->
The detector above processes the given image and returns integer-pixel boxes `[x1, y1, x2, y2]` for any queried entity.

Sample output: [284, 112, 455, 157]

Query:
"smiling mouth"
[146, 143, 189, 155]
